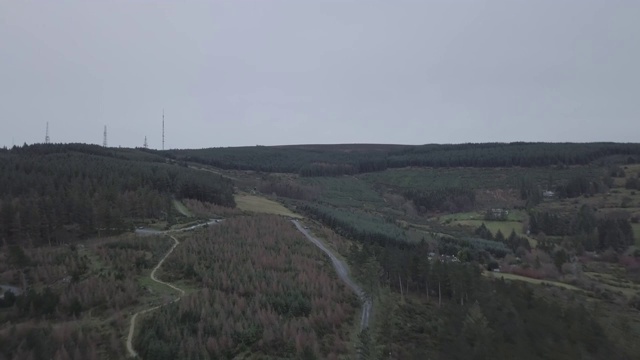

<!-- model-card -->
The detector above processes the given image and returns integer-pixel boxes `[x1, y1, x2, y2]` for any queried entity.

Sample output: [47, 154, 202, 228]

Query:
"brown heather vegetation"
[136, 215, 358, 360]
[0, 234, 173, 359]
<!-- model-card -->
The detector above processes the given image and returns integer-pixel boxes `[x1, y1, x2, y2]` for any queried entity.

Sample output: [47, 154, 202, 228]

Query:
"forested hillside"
[2, 141, 640, 359]
[0, 234, 174, 359]
[0, 144, 235, 246]
[387, 142, 640, 168]
[136, 215, 358, 360]
[166, 142, 640, 176]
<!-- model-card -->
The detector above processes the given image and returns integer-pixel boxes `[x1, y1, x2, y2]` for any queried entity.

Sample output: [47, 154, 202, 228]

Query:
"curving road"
[292, 220, 372, 330]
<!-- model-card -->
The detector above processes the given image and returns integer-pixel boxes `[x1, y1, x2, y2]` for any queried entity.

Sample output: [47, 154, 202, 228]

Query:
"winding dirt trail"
[292, 220, 373, 330]
[126, 234, 184, 358]
[126, 219, 370, 358]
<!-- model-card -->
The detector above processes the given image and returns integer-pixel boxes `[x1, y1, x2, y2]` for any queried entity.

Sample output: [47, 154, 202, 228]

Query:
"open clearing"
[440, 210, 528, 222]
[454, 220, 523, 236]
[172, 199, 193, 217]
[452, 219, 537, 247]
[584, 271, 640, 298]
[483, 271, 583, 291]
[235, 194, 303, 218]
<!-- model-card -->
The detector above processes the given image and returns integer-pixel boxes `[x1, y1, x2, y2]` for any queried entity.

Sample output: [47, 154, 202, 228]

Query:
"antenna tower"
[162, 109, 165, 150]
[144, 136, 148, 149]
[45, 122, 50, 144]
[103, 126, 108, 147]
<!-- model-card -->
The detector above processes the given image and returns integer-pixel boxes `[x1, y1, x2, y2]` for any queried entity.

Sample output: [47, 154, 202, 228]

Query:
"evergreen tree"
[356, 328, 376, 360]
[474, 223, 494, 240]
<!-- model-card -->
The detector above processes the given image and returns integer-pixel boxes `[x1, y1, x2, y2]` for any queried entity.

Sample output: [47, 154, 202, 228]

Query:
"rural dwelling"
[491, 208, 509, 217]
[486, 208, 509, 221]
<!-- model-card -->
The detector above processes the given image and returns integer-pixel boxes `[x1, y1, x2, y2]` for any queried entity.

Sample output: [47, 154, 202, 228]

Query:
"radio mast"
[144, 136, 148, 149]
[103, 126, 108, 147]
[45, 122, 50, 144]
[162, 109, 165, 150]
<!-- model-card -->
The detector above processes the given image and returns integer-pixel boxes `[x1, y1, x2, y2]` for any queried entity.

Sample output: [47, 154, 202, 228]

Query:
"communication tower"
[103, 126, 108, 147]
[144, 136, 148, 149]
[45, 122, 50, 144]
[162, 109, 165, 150]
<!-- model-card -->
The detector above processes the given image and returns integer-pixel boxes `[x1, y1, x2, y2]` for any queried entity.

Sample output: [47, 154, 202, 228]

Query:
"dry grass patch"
[234, 194, 303, 218]
[172, 199, 193, 217]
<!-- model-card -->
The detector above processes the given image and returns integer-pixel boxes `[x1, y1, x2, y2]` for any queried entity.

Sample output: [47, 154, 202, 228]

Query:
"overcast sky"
[1, 1, 638, 149]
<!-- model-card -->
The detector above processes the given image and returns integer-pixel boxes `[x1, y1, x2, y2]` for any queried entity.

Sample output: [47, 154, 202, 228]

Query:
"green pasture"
[440, 209, 528, 222]
[454, 220, 524, 237]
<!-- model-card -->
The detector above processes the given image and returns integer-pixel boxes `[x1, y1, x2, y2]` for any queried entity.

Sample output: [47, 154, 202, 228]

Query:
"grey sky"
[1, 1, 638, 149]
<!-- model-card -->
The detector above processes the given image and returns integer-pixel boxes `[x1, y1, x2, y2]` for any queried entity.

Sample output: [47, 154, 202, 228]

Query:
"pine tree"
[474, 223, 494, 240]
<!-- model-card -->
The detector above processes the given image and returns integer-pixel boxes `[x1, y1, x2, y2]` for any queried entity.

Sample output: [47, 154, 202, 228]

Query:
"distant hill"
[273, 143, 411, 153]
[0, 143, 235, 246]
[165, 142, 640, 177]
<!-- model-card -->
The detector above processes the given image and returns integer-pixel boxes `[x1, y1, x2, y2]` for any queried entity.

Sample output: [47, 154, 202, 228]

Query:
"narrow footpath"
[292, 220, 373, 330]
[126, 219, 218, 358]
[126, 234, 185, 358]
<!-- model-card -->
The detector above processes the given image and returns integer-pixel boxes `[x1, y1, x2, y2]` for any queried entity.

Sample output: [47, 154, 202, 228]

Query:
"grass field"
[623, 164, 640, 177]
[440, 209, 528, 222]
[438, 212, 482, 221]
[235, 194, 303, 218]
[483, 271, 582, 291]
[443, 215, 537, 247]
[536, 187, 640, 215]
[454, 220, 523, 237]
[584, 271, 640, 298]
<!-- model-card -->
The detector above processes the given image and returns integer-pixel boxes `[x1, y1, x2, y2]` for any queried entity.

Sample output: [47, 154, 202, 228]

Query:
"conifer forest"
[2, 143, 640, 359]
